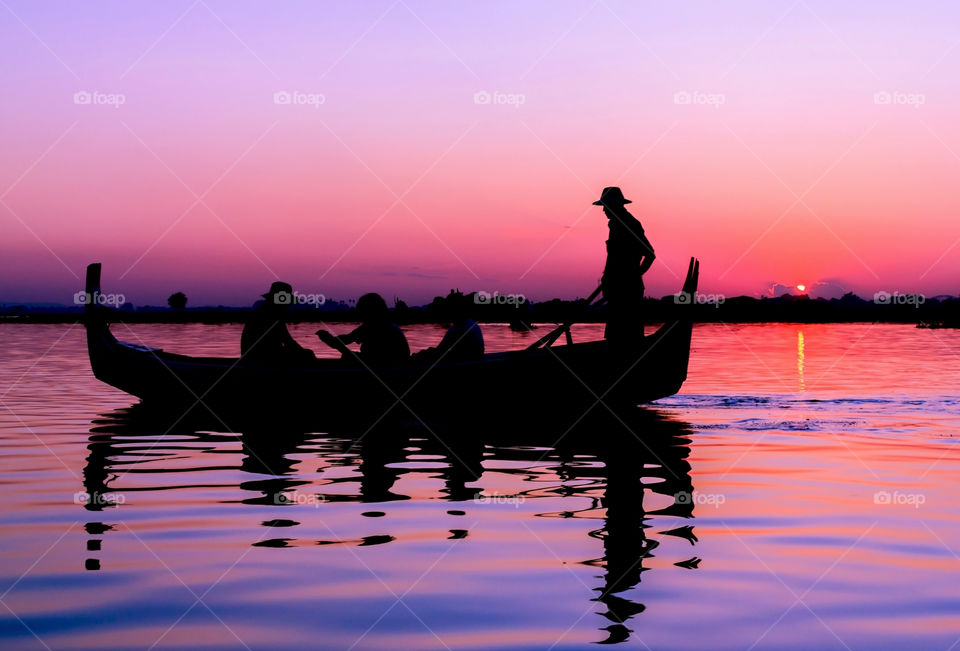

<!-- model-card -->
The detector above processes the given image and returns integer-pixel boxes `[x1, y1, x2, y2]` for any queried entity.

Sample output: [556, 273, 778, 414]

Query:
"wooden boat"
[85, 259, 699, 419]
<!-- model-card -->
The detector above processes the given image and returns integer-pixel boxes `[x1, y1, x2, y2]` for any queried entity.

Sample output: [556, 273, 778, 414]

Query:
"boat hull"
[84, 262, 698, 421]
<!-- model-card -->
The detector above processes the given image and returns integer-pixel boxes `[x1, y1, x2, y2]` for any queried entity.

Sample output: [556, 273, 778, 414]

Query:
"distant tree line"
[3, 290, 959, 327]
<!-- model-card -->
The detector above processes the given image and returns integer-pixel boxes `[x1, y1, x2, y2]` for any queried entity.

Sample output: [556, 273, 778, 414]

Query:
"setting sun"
[796, 284, 806, 293]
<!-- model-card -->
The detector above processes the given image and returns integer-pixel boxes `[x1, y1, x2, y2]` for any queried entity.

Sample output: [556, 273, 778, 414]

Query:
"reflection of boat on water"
[83, 259, 699, 419]
[79, 406, 697, 645]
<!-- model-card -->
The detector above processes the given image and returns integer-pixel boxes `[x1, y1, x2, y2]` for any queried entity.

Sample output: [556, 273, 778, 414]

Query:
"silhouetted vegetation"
[3, 290, 959, 326]
[167, 292, 188, 310]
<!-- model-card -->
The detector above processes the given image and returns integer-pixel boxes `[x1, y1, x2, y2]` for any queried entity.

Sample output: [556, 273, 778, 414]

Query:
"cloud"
[809, 278, 850, 300]
[765, 282, 798, 298]
[764, 278, 851, 299]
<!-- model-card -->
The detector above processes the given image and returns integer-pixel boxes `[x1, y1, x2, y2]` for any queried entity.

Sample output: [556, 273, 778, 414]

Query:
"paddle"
[526, 285, 604, 350]
[316, 329, 355, 358]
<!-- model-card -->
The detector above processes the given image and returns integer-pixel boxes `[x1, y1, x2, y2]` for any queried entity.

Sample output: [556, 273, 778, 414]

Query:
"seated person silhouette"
[316, 293, 410, 366]
[241, 281, 315, 363]
[413, 292, 484, 363]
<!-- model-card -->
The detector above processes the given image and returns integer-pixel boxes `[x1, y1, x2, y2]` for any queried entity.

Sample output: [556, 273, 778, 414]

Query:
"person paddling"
[412, 291, 484, 363]
[593, 187, 656, 343]
[316, 293, 410, 366]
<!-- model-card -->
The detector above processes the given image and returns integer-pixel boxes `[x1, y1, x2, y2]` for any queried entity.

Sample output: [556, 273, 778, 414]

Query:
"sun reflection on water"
[797, 329, 805, 392]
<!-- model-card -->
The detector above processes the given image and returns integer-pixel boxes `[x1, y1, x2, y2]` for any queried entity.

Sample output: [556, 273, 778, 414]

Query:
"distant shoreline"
[2, 292, 957, 327]
[0, 318, 951, 326]
[0, 311, 954, 327]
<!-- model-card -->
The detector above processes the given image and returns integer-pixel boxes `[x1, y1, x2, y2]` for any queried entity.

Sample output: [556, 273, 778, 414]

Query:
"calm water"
[1, 322, 959, 650]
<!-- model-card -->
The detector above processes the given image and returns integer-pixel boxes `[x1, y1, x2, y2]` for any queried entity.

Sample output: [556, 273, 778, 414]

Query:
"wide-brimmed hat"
[592, 186, 632, 206]
[262, 281, 293, 302]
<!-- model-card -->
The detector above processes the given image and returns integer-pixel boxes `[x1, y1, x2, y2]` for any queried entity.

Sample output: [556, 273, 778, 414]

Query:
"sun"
[796, 284, 806, 293]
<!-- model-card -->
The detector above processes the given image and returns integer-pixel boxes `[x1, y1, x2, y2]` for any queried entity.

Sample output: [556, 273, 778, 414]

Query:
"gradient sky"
[2, 1, 959, 305]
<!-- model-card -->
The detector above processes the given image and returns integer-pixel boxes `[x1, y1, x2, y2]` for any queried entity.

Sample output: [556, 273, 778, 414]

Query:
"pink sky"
[1, 1, 959, 305]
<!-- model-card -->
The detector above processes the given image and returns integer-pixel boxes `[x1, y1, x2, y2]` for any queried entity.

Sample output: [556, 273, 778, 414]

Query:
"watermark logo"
[74, 291, 125, 306]
[474, 491, 524, 508]
[273, 290, 325, 306]
[674, 291, 725, 307]
[74, 491, 125, 506]
[674, 491, 725, 507]
[274, 90, 325, 109]
[874, 490, 925, 508]
[674, 90, 725, 108]
[274, 491, 327, 507]
[475, 290, 526, 306]
[474, 90, 526, 108]
[873, 291, 924, 307]
[74, 90, 125, 109]
[874, 91, 925, 109]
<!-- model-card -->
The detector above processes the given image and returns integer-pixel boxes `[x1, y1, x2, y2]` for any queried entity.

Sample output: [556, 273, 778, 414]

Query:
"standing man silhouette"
[593, 187, 656, 343]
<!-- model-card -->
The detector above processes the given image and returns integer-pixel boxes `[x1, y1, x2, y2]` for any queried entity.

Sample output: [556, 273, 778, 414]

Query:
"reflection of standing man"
[593, 187, 656, 343]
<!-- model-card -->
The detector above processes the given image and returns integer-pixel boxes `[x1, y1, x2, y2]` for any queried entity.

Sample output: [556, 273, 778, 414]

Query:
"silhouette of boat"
[84, 259, 699, 416]
[917, 321, 960, 329]
[508, 318, 537, 332]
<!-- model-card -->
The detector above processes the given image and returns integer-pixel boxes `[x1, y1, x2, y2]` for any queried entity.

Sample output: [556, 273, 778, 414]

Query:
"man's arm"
[637, 234, 656, 275]
[316, 326, 360, 356]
